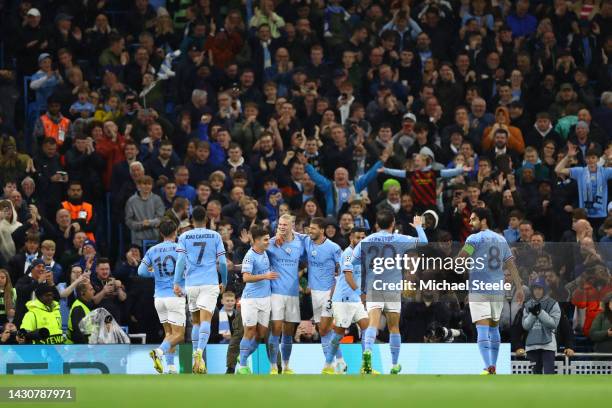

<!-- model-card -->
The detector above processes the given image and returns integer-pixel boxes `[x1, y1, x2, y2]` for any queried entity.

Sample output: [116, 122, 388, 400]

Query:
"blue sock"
[364, 327, 377, 352]
[361, 333, 366, 353]
[197, 321, 211, 352]
[191, 324, 200, 351]
[281, 334, 293, 364]
[159, 340, 171, 354]
[489, 326, 501, 367]
[268, 335, 280, 365]
[239, 338, 251, 366]
[321, 331, 334, 360]
[389, 333, 401, 365]
[165, 352, 175, 365]
[335, 336, 343, 360]
[249, 338, 259, 356]
[326, 333, 343, 365]
[476, 325, 492, 368]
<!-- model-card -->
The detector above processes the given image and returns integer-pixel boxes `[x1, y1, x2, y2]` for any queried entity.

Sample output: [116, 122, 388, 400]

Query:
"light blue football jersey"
[241, 248, 272, 299]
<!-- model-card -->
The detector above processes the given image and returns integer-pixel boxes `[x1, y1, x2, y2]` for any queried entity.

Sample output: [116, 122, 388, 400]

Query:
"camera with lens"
[425, 322, 464, 343]
[17, 327, 50, 342]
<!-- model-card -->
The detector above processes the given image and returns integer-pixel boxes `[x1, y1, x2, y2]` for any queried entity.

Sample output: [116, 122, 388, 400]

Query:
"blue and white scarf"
[583, 165, 605, 214]
[218, 309, 232, 343]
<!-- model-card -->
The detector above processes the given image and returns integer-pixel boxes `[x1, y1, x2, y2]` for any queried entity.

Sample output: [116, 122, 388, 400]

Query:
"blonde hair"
[41, 240, 56, 250]
[279, 213, 295, 225]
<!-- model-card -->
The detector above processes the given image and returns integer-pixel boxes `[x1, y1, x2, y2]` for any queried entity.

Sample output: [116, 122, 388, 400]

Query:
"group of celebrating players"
[139, 204, 522, 375]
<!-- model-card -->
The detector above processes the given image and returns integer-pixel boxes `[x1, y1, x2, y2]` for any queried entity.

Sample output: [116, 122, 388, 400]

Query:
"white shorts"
[155, 297, 187, 326]
[333, 302, 368, 328]
[311, 289, 333, 323]
[366, 301, 401, 314]
[186, 285, 220, 313]
[469, 301, 503, 322]
[271, 294, 301, 323]
[366, 291, 401, 313]
[241, 297, 271, 327]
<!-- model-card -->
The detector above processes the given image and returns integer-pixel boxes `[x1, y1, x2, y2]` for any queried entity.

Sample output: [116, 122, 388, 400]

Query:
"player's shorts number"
[326, 299, 332, 311]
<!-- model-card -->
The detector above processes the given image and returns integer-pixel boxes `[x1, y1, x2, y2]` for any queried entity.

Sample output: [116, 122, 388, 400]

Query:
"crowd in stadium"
[0, 0, 611, 364]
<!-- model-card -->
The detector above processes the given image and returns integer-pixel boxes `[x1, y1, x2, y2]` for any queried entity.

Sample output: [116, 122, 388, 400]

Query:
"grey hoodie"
[522, 295, 561, 352]
[125, 192, 165, 245]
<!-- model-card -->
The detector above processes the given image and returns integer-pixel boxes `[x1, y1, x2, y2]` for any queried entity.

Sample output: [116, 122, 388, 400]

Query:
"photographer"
[521, 279, 561, 374]
[19, 284, 64, 344]
[1, 322, 19, 344]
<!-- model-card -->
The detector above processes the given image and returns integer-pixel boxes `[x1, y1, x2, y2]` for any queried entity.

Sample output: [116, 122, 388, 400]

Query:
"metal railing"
[511, 352, 612, 374]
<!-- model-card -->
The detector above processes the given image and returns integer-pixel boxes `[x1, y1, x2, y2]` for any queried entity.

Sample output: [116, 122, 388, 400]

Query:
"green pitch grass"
[1, 375, 611, 408]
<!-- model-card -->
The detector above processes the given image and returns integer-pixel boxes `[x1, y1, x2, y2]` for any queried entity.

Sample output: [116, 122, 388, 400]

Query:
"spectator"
[14, 258, 53, 326]
[589, 293, 612, 352]
[67, 281, 95, 344]
[61, 180, 97, 242]
[33, 95, 73, 149]
[125, 176, 165, 246]
[299, 148, 384, 217]
[556, 145, 612, 231]
[8, 232, 40, 285]
[91, 257, 127, 323]
[522, 279, 562, 374]
[211, 291, 237, 344]
[0, 200, 22, 265]
[0, 269, 16, 326]
[30, 53, 63, 112]
[40, 240, 62, 284]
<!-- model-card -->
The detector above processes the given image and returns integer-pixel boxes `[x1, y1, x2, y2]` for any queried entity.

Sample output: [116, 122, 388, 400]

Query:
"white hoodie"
[0, 200, 22, 262]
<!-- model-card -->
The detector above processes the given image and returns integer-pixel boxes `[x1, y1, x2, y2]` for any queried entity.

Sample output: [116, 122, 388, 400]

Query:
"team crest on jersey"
[311, 250, 317, 256]
[285, 247, 292, 254]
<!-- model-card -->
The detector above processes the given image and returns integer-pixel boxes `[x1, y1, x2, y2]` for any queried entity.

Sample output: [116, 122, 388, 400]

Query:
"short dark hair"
[159, 219, 178, 237]
[250, 224, 269, 241]
[97, 257, 111, 267]
[310, 217, 327, 229]
[472, 208, 494, 228]
[376, 210, 395, 229]
[350, 227, 367, 235]
[42, 137, 57, 146]
[508, 210, 524, 220]
[68, 180, 82, 189]
[494, 128, 509, 137]
[172, 197, 189, 212]
[192, 206, 207, 223]
[77, 282, 90, 297]
[586, 148, 600, 158]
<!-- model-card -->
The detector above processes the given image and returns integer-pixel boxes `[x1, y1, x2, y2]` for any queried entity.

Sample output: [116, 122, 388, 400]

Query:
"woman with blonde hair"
[0, 269, 15, 326]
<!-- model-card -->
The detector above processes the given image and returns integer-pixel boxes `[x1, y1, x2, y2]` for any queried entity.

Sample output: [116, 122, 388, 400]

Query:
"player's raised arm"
[408, 215, 428, 243]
